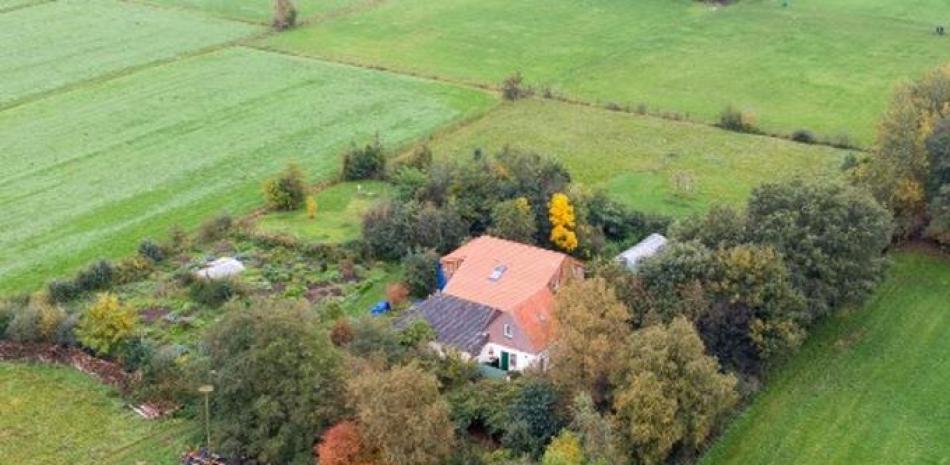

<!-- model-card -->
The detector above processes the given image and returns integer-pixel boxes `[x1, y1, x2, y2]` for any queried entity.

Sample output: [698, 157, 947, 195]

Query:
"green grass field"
[0, 46, 494, 294]
[0, 0, 259, 107]
[423, 99, 849, 216]
[701, 252, 950, 465]
[138, 0, 368, 24]
[256, 181, 392, 243]
[260, 0, 949, 143]
[0, 362, 195, 465]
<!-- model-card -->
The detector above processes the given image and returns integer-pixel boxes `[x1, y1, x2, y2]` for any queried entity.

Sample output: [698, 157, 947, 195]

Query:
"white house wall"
[477, 342, 544, 372]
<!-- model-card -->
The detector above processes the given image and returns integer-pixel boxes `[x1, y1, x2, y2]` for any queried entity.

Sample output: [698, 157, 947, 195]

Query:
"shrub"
[272, 0, 297, 30]
[198, 214, 233, 243]
[189, 278, 240, 308]
[541, 430, 584, 465]
[115, 256, 153, 285]
[399, 319, 436, 347]
[48, 279, 80, 304]
[791, 129, 816, 144]
[76, 293, 138, 356]
[502, 72, 530, 100]
[263, 163, 307, 211]
[316, 421, 372, 465]
[75, 260, 115, 292]
[404, 249, 440, 298]
[6, 299, 66, 344]
[717, 105, 759, 133]
[405, 144, 434, 171]
[385, 282, 410, 308]
[136, 344, 194, 405]
[116, 336, 153, 371]
[343, 137, 386, 181]
[0, 300, 20, 337]
[138, 239, 166, 263]
[330, 318, 355, 347]
[362, 201, 416, 260]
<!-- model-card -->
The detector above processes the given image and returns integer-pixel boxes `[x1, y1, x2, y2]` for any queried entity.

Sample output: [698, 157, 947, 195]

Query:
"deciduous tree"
[549, 193, 578, 252]
[550, 278, 630, 404]
[348, 363, 455, 465]
[490, 197, 538, 243]
[612, 317, 737, 465]
[205, 299, 345, 465]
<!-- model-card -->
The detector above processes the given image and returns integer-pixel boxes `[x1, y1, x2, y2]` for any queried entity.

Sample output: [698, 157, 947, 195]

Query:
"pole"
[198, 384, 215, 453]
[204, 392, 211, 451]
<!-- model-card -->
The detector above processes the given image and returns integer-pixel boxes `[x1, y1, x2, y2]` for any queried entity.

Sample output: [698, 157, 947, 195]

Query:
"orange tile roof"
[441, 236, 578, 352]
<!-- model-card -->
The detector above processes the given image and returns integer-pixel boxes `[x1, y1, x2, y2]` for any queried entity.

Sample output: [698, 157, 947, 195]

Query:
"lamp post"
[198, 384, 215, 453]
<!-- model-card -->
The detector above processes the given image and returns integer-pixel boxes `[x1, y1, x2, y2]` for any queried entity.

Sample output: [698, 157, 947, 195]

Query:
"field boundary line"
[120, 0, 264, 26]
[244, 44, 866, 154]
[0, 31, 271, 114]
[0, 0, 52, 14]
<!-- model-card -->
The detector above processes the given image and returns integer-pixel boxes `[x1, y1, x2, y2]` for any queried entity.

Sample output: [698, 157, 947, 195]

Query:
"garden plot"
[0, 47, 495, 293]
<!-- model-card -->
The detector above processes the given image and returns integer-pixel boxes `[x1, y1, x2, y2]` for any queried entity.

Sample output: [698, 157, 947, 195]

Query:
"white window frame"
[503, 324, 513, 338]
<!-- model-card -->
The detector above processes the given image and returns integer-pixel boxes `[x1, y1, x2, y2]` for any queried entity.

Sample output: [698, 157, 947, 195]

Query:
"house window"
[503, 324, 513, 338]
[510, 353, 518, 369]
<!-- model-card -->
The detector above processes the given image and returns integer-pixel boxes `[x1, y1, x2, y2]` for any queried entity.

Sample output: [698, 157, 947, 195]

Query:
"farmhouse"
[616, 233, 668, 271]
[397, 236, 584, 372]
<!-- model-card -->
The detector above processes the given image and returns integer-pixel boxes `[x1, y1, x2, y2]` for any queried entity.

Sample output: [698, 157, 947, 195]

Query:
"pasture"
[700, 252, 950, 465]
[0, 362, 194, 465]
[0, 0, 258, 107]
[139, 0, 365, 24]
[423, 99, 849, 216]
[0, 46, 494, 294]
[260, 0, 950, 144]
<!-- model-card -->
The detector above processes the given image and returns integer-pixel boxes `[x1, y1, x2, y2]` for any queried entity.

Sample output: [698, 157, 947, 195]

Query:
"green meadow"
[138, 0, 366, 24]
[256, 181, 392, 243]
[423, 99, 849, 217]
[0, 47, 494, 294]
[0, 0, 258, 106]
[0, 362, 194, 465]
[260, 0, 949, 144]
[700, 252, 950, 465]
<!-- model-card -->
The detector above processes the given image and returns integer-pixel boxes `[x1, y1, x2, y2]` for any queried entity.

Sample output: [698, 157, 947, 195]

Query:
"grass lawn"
[340, 263, 404, 317]
[423, 99, 849, 217]
[700, 252, 950, 465]
[0, 362, 195, 465]
[0, 46, 495, 295]
[259, 0, 950, 144]
[256, 181, 392, 243]
[0, 0, 259, 107]
[138, 0, 369, 24]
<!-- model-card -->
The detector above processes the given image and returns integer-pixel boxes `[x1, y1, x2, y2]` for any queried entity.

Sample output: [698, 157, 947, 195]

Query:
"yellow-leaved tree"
[548, 192, 578, 252]
[306, 195, 318, 220]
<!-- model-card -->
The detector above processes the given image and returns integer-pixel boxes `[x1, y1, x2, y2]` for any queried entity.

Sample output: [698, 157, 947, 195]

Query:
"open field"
[259, 0, 949, 144]
[0, 47, 495, 294]
[701, 252, 950, 465]
[423, 99, 849, 216]
[0, 0, 259, 107]
[256, 181, 392, 243]
[139, 0, 367, 24]
[0, 362, 194, 465]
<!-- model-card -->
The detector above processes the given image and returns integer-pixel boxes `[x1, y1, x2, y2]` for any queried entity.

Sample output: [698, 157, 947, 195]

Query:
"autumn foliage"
[315, 421, 372, 465]
[548, 193, 578, 252]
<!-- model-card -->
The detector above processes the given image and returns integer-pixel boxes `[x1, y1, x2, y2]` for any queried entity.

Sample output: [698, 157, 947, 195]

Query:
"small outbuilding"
[195, 257, 245, 280]
[616, 233, 668, 271]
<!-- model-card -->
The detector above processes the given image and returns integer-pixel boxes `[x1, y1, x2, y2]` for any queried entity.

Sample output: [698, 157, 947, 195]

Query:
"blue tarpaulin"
[370, 300, 391, 315]
[436, 262, 447, 290]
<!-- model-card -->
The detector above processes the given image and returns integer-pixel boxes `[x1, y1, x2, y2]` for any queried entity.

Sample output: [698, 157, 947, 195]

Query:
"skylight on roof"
[488, 264, 508, 282]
